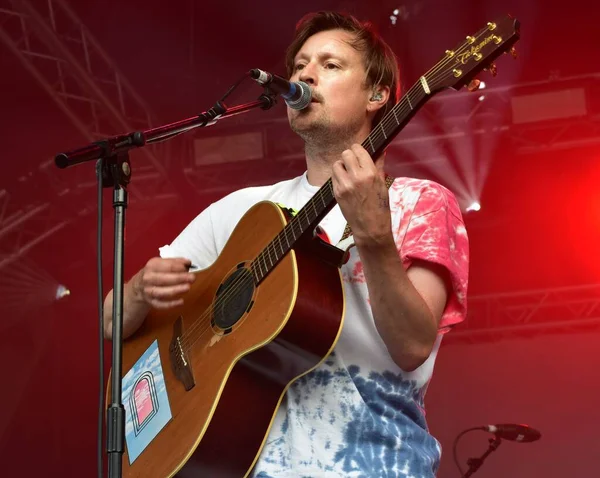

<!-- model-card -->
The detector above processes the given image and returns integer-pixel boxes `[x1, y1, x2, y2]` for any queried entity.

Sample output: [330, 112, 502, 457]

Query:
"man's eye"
[325, 63, 338, 69]
[295, 64, 305, 71]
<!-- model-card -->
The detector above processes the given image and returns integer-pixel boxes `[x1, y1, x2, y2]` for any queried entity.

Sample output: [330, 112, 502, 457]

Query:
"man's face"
[288, 29, 371, 142]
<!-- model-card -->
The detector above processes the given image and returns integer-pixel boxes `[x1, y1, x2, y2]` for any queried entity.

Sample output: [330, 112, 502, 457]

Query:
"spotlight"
[56, 284, 71, 300]
[479, 81, 486, 89]
[466, 202, 481, 212]
[479, 95, 486, 101]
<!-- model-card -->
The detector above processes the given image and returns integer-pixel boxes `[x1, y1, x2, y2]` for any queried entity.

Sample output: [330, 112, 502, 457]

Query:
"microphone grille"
[285, 81, 312, 110]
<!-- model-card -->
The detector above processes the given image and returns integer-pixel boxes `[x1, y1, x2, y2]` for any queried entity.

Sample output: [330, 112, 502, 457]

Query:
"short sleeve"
[395, 181, 469, 334]
[159, 202, 219, 269]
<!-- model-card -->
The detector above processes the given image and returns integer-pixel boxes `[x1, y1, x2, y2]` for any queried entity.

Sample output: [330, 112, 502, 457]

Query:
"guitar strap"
[338, 173, 396, 244]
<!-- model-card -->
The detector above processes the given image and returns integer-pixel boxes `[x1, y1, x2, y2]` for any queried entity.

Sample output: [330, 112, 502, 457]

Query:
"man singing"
[104, 11, 469, 477]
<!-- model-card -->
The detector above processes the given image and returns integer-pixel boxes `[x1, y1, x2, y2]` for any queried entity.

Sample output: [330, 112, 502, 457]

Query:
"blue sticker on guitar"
[122, 340, 172, 464]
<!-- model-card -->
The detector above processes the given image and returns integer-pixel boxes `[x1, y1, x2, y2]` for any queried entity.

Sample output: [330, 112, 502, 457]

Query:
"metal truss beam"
[390, 73, 600, 153]
[0, 0, 179, 192]
[445, 284, 600, 343]
[0, 0, 185, 269]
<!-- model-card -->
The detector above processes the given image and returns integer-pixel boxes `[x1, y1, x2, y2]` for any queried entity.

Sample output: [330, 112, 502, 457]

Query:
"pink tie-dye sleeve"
[394, 181, 469, 333]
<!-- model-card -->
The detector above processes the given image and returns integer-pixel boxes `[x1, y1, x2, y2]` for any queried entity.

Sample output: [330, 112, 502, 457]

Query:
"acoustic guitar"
[109, 15, 520, 477]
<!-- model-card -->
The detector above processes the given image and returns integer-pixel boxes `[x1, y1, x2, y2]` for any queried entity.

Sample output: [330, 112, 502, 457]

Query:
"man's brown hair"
[285, 11, 401, 128]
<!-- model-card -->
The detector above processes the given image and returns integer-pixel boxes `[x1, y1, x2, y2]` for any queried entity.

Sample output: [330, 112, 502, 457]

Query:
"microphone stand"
[463, 436, 502, 477]
[54, 89, 278, 478]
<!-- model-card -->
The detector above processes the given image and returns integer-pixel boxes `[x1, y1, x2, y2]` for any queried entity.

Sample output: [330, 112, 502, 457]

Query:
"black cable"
[148, 71, 252, 145]
[96, 158, 104, 478]
[453, 427, 483, 477]
[220, 71, 252, 103]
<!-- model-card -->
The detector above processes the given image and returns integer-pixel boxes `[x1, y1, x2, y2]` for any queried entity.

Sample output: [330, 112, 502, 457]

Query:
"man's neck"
[303, 127, 371, 187]
[304, 144, 344, 187]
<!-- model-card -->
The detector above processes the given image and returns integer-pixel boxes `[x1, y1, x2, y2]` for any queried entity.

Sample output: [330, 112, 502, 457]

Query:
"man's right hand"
[132, 257, 197, 309]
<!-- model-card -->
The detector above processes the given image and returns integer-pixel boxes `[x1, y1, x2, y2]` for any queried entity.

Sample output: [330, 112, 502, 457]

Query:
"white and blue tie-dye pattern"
[159, 172, 469, 478]
[253, 352, 443, 478]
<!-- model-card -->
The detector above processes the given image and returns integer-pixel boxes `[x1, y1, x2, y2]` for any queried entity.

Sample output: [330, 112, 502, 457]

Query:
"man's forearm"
[356, 234, 438, 371]
[103, 270, 151, 340]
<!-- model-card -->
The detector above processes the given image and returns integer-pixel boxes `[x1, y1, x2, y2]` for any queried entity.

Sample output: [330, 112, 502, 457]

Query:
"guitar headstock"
[425, 14, 520, 93]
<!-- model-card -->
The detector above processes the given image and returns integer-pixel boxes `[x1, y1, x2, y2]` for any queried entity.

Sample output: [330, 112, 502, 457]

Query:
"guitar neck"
[250, 82, 431, 284]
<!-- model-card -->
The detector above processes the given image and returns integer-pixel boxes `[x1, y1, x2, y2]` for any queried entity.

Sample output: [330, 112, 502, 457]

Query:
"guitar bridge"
[169, 316, 195, 391]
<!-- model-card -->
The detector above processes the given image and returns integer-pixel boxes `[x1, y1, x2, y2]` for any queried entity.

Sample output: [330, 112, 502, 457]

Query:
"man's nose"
[298, 63, 317, 85]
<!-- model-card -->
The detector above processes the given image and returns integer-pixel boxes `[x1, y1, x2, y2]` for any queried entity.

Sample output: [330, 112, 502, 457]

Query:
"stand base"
[464, 436, 502, 477]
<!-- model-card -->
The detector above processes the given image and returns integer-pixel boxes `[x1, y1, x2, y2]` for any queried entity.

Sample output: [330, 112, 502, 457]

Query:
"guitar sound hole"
[212, 267, 255, 331]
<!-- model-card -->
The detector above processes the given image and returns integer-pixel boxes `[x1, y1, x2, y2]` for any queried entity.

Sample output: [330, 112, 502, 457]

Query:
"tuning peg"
[486, 63, 498, 77]
[467, 78, 481, 92]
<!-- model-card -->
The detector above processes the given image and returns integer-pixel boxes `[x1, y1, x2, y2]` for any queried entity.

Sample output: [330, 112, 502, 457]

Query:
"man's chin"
[290, 110, 322, 127]
[290, 120, 322, 137]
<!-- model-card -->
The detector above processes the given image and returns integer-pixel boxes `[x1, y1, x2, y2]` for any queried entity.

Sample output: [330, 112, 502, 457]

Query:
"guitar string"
[176, 25, 504, 353]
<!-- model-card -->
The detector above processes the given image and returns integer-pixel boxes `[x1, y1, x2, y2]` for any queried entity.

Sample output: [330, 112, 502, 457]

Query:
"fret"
[301, 210, 311, 228]
[379, 123, 387, 139]
[288, 221, 298, 241]
[310, 198, 318, 219]
[406, 95, 413, 110]
[319, 191, 327, 207]
[287, 219, 300, 245]
[257, 255, 265, 279]
[368, 135, 376, 154]
[254, 259, 264, 282]
[277, 234, 285, 256]
[393, 107, 400, 124]
[293, 215, 302, 232]
[254, 263, 262, 283]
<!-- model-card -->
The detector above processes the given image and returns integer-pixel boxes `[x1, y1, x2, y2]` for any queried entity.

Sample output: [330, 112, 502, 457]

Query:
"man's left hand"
[332, 144, 393, 247]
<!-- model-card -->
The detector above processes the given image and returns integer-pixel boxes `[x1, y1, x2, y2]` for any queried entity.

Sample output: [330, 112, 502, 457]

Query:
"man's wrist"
[129, 270, 146, 305]
[353, 228, 396, 251]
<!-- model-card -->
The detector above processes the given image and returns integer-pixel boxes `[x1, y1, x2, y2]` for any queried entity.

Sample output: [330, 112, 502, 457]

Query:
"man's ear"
[368, 85, 391, 112]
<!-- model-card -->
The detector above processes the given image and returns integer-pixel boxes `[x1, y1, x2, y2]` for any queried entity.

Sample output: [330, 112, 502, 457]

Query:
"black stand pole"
[99, 153, 131, 478]
[463, 436, 502, 477]
[54, 89, 277, 478]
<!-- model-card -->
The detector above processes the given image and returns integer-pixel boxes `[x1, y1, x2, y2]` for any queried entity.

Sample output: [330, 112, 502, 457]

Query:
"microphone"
[483, 424, 541, 443]
[249, 68, 312, 110]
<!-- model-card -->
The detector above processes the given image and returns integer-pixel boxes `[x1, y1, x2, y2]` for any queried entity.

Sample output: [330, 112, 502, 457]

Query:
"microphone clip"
[257, 89, 278, 110]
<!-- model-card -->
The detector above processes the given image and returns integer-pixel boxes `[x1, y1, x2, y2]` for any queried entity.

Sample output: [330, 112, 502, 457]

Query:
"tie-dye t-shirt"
[159, 172, 469, 478]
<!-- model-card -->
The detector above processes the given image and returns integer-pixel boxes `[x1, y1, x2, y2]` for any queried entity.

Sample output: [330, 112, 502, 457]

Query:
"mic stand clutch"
[463, 436, 502, 477]
[54, 87, 278, 478]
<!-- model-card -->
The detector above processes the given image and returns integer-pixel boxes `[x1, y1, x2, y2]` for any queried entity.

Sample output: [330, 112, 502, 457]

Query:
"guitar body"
[111, 201, 346, 477]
